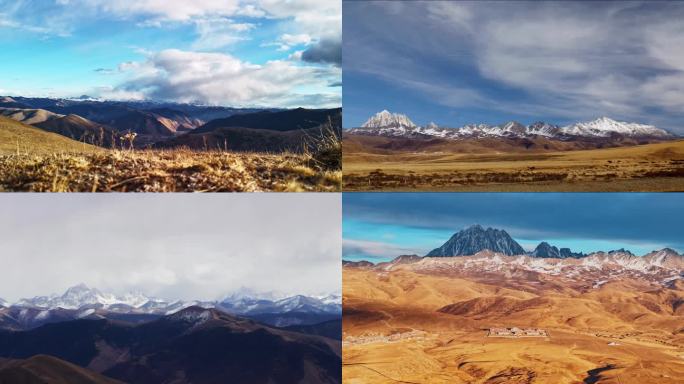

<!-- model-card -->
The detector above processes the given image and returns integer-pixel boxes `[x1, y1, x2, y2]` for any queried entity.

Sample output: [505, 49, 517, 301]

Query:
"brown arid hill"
[0, 116, 99, 155]
[343, 251, 684, 384]
[1, 107, 118, 147]
[343, 136, 684, 191]
[344, 132, 674, 156]
[0, 355, 123, 384]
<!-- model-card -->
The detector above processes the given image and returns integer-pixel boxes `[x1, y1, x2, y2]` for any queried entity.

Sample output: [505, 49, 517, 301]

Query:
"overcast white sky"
[0, 194, 340, 302]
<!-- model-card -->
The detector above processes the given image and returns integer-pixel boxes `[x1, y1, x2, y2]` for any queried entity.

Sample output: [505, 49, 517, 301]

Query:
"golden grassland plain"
[342, 139, 684, 191]
[342, 267, 684, 384]
[0, 117, 341, 192]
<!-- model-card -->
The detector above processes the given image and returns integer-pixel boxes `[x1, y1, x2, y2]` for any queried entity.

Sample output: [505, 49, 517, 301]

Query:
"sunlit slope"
[0, 116, 99, 155]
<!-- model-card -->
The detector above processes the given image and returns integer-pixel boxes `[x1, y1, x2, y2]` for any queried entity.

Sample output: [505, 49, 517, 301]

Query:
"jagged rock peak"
[426, 225, 526, 257]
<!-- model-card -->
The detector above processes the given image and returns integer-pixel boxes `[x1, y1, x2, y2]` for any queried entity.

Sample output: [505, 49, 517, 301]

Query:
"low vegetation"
[0, 150, 340, 192]
[0, 116, 341, 192]
[343, 139, 684, 191]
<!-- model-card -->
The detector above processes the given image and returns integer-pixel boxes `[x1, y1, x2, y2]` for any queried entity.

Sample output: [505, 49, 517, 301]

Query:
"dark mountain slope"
[0, 307, 341, 384]
[157, 108, 342, 153]
[195, 107, 341, 133]
[283, 319, 342, 340]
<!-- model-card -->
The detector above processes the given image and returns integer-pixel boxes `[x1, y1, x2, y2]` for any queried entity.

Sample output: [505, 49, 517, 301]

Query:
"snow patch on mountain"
[361, 110, 416, 129]
[403, 248, 683, 288]
[350, 112, 674, 140]
[15, 284, 155, 310]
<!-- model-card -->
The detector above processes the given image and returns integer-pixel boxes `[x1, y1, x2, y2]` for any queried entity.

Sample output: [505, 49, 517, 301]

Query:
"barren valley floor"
[343, 140, 684, 191]
[342, 266, 684, 384]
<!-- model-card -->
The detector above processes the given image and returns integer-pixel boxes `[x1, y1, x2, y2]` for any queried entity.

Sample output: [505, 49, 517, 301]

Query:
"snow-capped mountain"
[1, 285, 341, 330]
[561, 117, 670, 138]
[426, 225, 527, 257]
[15, 283, 152, 310]
[362, 248, 684, 288]
[0, 298, 7, 308]
[362, 110, 416, 129]
[530, 242, 584, 259]
[349, 111, 674, 140]
[10, 284, 340, 314]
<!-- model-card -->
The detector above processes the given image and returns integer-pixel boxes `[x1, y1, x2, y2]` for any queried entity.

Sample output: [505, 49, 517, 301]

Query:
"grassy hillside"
[0, 150, 341, 192]
[343, 139, 684, 191]
[0, 115, 341, 192]
[0, 116, 99, 155]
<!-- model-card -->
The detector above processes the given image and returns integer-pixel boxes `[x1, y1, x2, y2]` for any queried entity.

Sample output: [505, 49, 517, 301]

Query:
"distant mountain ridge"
[0, 95, 342, 153]
[0, 285, 341, 331]
[350, 110, 675, 140]
[425, 225, 649, 259]
[346, 247, 684, 288]
[158, 107, 342, 152]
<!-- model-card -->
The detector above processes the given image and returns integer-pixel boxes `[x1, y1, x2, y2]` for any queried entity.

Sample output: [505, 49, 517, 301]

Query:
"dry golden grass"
[343, 139, 684, 191]
[343, 267, 684, 384]
[0, 149, 341, 192]
[0, 115, 341, 192]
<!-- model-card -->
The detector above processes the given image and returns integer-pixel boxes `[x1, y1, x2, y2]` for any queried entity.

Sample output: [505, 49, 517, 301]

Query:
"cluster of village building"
[488, 327, 548, 337]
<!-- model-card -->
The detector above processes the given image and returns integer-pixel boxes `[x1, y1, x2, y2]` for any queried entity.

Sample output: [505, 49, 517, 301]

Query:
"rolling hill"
[0, 355, 123, 384]
[158, 108, 342, 152]
[0, 116, 99, 155]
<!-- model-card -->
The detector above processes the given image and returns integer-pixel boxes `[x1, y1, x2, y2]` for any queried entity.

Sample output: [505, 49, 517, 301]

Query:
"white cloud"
[192, 18, 254, 50]
[343, 239, 424, 260]
[68, 0, 242, 21]
[347, 1, 684, 129]
[110, 49, 339, 107]
[265, 33, 312, 51]
[0, 194, 341, 302]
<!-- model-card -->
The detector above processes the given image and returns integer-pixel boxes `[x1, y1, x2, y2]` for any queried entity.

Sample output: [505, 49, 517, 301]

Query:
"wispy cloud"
[109, 49, 340, 107]
[344, 1, 684, 132]
[0, 0, 341, 107]
[343, 193, 684, 255]
[343, 239, 425, 260]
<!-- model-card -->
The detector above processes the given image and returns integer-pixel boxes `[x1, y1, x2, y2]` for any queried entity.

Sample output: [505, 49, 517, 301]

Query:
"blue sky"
[0, 0, 341, 108]
[343, 1, 684, 133]
[343, 193, 684, 262]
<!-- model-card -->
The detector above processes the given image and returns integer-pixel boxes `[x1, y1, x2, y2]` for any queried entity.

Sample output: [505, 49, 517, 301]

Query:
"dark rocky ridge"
[427, 225, 526, 257]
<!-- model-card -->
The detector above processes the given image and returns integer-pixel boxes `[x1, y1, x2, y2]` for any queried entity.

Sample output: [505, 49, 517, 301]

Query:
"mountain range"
[0, 306, 341, 384]
[350, 110, 676, 141]
[426, 225, 587, 258]
[0, 96, 341, 152]
[345, 225, 683, 287]
[0, 285, 341, 331]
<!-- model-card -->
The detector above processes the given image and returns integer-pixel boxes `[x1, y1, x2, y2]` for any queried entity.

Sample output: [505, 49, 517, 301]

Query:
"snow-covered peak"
[15, 284, 154, 310]
[316, 293, 342, 305]
[361, 110, 416, 128]
[221, 287, 285, 302]
[0, 298, 7, 308]
[560, 117, 671, 138]
[350, 113, 674, 140]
